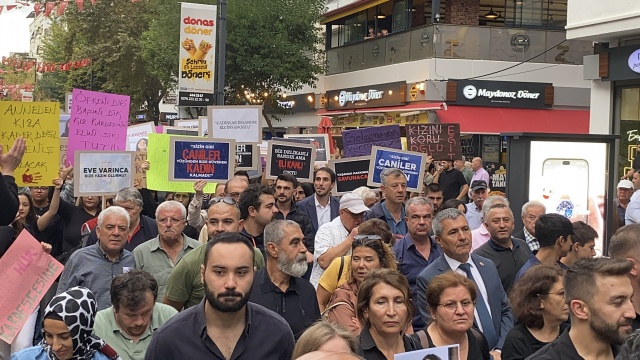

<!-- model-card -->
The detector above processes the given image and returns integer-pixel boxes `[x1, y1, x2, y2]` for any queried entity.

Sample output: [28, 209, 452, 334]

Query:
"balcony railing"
[326, 24, 593, 75]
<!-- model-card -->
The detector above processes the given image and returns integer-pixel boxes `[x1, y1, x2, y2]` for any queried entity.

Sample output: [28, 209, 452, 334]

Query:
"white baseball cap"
[618, 179, 633, 189]
[339, 193, 369, 214]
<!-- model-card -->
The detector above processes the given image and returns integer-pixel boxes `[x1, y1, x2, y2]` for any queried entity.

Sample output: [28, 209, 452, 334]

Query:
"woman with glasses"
[324, 233, 398, 335]
[355, 269, 421, 359]
[502, 265, 568, 360]
[414, 271, 490, 360]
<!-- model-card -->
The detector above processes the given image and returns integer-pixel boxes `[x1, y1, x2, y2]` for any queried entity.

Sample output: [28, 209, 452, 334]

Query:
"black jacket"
[0, 175, 19, 226]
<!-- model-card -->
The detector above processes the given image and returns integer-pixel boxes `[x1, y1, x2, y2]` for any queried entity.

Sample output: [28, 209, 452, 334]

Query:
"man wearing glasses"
[310, 193, 369, 288]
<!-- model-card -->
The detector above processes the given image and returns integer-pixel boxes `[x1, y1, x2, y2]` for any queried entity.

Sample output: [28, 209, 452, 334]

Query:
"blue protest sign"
[168, 137, 236, 183]
[367, 146, 426, 192]
[342, 125, 402, 157]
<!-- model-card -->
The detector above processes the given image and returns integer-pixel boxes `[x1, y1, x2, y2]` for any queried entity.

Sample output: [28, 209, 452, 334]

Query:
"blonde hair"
[292, 321, 357, 359]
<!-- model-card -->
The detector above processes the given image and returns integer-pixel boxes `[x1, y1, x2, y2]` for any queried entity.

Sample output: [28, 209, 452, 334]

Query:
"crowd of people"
[2, 136, 640, 360]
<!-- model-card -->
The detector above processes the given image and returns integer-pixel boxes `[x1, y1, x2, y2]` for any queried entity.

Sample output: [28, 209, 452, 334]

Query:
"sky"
[0, 5, 33, 58]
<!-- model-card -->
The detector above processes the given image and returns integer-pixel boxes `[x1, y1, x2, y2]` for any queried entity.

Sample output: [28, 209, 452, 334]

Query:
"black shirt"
[414, 328, 489, 360]
[357, 327, 422, 360]
[241, 228, 265, 255]
[33, 204, 65, 257]
[248, 268, 320, 339]
[503, 322, 569, 360]
[144, 299, 295, 360]
[474, 237, 532, 294]
[438, 168, 468, 201]
[526, 328, 620, 359]
[633, 312, 640, 331]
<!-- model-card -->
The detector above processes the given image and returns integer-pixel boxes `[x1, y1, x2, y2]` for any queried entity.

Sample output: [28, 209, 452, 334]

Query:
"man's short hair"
[237, 184, 274, 220]
[110, 269, 158, 311]
[521, 201, 546, 217]
[572, 221, 598, 247]
[234, 170, 250, 182]
[203, 232, 255, 268]
[380, 168, 406, 186]
[535, 213, 574, 248]
[482, 203, 513, 223]
[155, 200, 187, 220]
[313, 167, 336, 184]
[481, 195, 510, 221]
[224, 178, 248, 193]
[609, 224, 640, 259]
[276, 173, 298, 189]
[426, 183, 442, 194]
[565, 257, 632, 306]
[114, 187, 144, 208]
[263, 220, 300, 248]
[405, 196, 434, 214]
[432, 208, 465, 237]
[97, 206, 130, 228]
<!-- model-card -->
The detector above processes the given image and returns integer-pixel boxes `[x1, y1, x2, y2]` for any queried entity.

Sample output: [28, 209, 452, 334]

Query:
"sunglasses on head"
[209, 197, 237, 206]
[353, 235, 383, 246]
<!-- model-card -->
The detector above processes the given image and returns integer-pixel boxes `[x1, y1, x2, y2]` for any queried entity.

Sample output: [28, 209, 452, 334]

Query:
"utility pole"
[215, 0, 227, 105]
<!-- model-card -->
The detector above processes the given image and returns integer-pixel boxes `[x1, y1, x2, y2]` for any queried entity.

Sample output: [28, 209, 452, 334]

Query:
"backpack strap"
[321, 301, 351, 319]
[415, 329, 430, 349]
[469, 327, 491, 359]
[337, 256, 345, 282]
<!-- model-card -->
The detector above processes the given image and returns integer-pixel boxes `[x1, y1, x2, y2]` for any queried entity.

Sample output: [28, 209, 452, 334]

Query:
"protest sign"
[0, 230, 64, 343]
[266, 140, 315, 181]
[164, 126, 200, 136]
[199, 116, 208, 136]
[0, 101, 60, 186]
[368, 146, 426, 192]
[59, 138, 68, 168]
[127, 122, 155, 151]
[174, 119, 200, 129]
[486, 162, 507, 195]
[134, 151, 148, 189]
[67, 89, 130, 164]
[329, 156, 372, 196]
[236, 143, 259, 171]
[284, 134, 330, 162]
[406, 124, 462, 161]
[73, 151, 135, 196]
[208, 105, 262, 143]
[169, 137, 235, 183]
[394, 344, 459, 360]
[60, 113, 70, 137]
[342, 125, 402, 157]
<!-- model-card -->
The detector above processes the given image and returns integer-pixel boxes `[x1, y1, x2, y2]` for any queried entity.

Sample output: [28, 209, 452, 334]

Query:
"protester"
[368, 168, 408, 237]
[471, 195, 510, 251]
[465, 180, 489, 230]
[187, 178, 248, 231]
[433, 160, 469, 202]
[16, 180, 62, 236]
[325, 234, 398, 334]
[502, 265, 568, 360]
[233, 170, 250, 184]
[298, 167, 340, 236]
[11, 287, 121, 360]
[613, 180, 634, 232]
[355, 269, 422, 359]
[514, 201, 546, 252]
[145, 232, 295, 359]
[29, 183, 65, 256]
[352, 186, 378, 208]
[295, 351, 364, 360]
[455, 155, 473, 187]
[442, 198, 468, 214]
[238, 184, 278, 255]
[295, 182, 314, 203]
[559, 221, 597, 267]
[292, 322, 357, 359]
[415, 271, 490, 360]
[0, 137, 25, 227]
[425, 183, 444, 213]
[471, 157, 490, 185]
[608, 224, 640, 330]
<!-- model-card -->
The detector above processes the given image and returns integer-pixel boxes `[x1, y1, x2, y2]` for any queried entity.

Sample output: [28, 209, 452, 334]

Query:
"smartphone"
[541, 158, 589, 221]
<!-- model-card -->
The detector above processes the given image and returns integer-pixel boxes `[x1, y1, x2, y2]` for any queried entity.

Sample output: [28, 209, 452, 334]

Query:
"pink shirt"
[471, 223, 491, 252]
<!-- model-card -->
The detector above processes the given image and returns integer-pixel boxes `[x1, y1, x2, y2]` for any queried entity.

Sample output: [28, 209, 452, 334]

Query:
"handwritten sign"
[208, 105, 262, 143]
[127, 122, 154, 151]
[74, 151, 135, 196]
[0, 230, 64, 343]
[146, 133, 218, 193]
[284, 134, 330, 162]
[67, 89, 130, 164]
[342, 125, 401, 157]
[236, 143, 259, 171]
[266, 140, 315, 181]
[368, 146, 426, 192]
[169, 137, 235, 183]
[134, 151, 147, 189]
[0, 101, 60, 186]
[329, 156, 372, 196]
[406, 124, 462, 161]
[59, 138, 68, 168]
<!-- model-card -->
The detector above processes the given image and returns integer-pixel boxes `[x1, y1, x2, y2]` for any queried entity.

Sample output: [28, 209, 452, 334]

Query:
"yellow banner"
[0, 102, 60, 186]
[331, 111, 429, 127]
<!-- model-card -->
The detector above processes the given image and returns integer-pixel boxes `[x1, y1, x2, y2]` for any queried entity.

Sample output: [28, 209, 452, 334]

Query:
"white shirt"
[310, 216, 349, 288]
[315, 195, 332, 229]
[443, 253, 492, 332]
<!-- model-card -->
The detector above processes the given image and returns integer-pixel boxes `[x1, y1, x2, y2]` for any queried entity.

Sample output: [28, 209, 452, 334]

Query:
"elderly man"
[369, 168, 408, 237]
[614, 179, 634, 232]
[465, 180, 489, 230]
[133, 201, 201, 299]
[187, 178, 249, 231]
[249, 220, 320, 339]
[85, 187, 158, 251]
[513, 200, 546, 252]
[57, 206, 136, 311]
[416, 208, 514, 358]
[310, 193, 369, 288]
[471, 157, 490, 185]
[471, 195, 510, 251]
[94, 270, 178, 360]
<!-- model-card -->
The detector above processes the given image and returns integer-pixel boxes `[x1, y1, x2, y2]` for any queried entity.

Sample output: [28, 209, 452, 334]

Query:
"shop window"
[621, 87, 640, 121]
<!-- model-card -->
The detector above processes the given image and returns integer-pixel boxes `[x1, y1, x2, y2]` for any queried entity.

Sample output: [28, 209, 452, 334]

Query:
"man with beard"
[239, 184, 279, 255]
[433, 160, 469, 202]
[425, 183, 444, 214]
[145, 232, 295, 360]
[249, 220, 320, 339]
[529, 257, 635, 359]
[298, 167, 340, 236]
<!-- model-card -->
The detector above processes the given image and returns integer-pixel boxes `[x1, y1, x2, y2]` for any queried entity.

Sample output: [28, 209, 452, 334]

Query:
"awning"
[436, 106, 590, 134]
[317, 102, 444, 116]
[321, 0, 389, 24]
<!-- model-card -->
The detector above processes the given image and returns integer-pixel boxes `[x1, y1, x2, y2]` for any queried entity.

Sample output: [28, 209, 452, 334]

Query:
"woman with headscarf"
[11, 287, 121, 360]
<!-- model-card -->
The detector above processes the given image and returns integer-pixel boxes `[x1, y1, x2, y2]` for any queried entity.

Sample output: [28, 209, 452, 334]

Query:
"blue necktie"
[458, 262, 498, 349]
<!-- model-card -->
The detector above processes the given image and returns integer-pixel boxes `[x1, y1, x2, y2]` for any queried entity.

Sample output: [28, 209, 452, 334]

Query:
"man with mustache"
[529, 257, 635, 359]
[249, 220, 320, 339]
[145, 232, 295, 359]
[133, 201, 200, 299]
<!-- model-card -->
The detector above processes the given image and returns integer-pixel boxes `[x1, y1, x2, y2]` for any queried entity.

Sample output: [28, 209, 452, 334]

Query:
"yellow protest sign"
[0, 102, 60, 186]
[146, 133, 217, 193]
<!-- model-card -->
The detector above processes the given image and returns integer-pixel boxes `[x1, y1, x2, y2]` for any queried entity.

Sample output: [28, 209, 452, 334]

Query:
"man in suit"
[416, 208, 514, 360]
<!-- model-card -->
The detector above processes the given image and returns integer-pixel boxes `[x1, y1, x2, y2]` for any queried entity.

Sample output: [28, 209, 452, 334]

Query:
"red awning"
[436, 106, 590, 134]
[317, 102, 444, 116]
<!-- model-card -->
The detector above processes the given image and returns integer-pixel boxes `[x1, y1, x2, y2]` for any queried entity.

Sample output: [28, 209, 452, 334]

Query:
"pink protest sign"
[67, 88, 130, 164]
[0, 230, 64, 343]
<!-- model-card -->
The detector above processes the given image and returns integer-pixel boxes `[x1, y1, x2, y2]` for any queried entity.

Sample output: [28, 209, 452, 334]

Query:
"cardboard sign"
[59, 138, 68, 168]
[146, 134, 217, 193]
[74, 151, 135, 196]
[0, 230, 64, 343]
[169, 137, 235, 183]
[406, 124, 462, 161]
[266, 140, 316, 181]
[67, 89, 130, 164]
[134, 151, 147, 189]
[329, 156, 372, 196]
[208, 105, 262, 143]
[284, 134, 330, 162]
[127, 122, 155, 151]
[0, 102, 60, 186]
[342, 125, 402, 157]
[236, 143, 259, 171]
[368, 146, 426, 192]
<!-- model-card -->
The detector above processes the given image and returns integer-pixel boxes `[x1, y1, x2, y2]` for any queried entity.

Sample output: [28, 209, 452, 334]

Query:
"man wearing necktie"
[416, 208, 514, 360]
